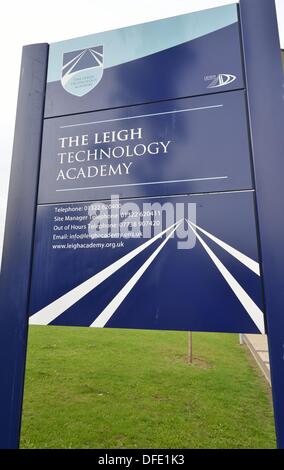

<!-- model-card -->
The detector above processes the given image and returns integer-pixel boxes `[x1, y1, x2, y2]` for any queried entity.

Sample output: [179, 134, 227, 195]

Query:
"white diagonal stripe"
[187, 220, 260, 275]
[29, 220, 182, 325]
[186, 221, 265, 333]
[90, 223, 181, 328]
[62, 49, 86, 71]
[62, 50, 87, 85]
[89, 49, 103, 66]
[90, 48, 103, 58]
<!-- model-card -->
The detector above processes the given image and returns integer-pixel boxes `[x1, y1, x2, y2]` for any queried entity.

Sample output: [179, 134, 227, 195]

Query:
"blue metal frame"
[0, 0, 283, 449]
[0, 44, 48, 448]
[239, 0, 284, 449]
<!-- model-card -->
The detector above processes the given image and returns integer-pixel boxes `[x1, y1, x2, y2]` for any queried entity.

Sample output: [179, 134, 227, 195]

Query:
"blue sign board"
[29, 192, 264, 333]
[45, 4, 243, 116]
[1, 0, 284, 449]
[39, 91, 252, 203]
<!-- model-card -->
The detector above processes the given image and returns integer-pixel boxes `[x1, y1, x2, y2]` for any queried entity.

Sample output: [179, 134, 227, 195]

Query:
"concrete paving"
[242, 334, 271, 385]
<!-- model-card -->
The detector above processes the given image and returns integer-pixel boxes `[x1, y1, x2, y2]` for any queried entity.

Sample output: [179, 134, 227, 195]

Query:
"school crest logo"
[61, 46, 104, 97]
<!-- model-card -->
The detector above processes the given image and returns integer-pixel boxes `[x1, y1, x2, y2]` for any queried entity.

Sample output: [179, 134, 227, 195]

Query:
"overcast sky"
[0, 0, 283, 257]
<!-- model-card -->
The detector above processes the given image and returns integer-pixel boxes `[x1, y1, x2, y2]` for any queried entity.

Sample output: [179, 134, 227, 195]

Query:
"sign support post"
[239, 0, 284, 449]
[0, 44, 48, 449]
[188, 332, 193, 364]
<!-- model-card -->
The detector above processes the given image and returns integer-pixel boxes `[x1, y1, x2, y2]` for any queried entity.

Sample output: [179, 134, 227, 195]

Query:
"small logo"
[61, 46, 104, 97]
[205, 74, 237, 89]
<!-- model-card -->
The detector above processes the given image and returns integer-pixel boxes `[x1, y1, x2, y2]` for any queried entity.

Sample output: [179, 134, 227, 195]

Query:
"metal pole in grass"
[188, 332, 193, 364]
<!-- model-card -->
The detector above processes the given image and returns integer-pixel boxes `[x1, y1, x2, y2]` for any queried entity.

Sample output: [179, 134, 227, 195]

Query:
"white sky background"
[0, 0, 283, 258]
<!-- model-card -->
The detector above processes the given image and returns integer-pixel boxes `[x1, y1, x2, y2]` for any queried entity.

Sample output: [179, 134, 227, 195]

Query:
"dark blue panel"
[45, 21, 244, 117]
[0, 44, 48, 448]
[39, 91, 253, 204]
[29, 192, 264, 334]
[239, 0, 284, 449]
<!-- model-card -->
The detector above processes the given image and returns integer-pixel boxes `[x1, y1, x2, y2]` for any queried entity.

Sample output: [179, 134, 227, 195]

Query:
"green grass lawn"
[20, 326, 276, 449]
